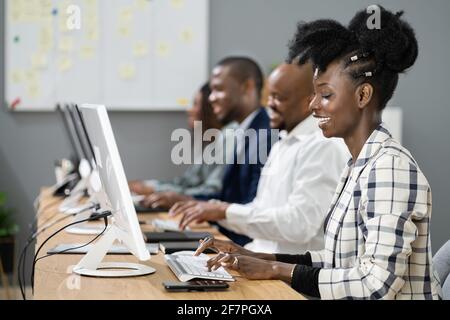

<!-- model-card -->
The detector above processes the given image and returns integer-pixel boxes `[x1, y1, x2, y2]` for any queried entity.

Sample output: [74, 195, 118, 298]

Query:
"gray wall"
[1, 0, 449, 270]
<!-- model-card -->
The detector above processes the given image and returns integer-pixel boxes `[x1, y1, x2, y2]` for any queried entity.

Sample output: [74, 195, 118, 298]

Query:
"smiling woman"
[195, 7, 442, 300]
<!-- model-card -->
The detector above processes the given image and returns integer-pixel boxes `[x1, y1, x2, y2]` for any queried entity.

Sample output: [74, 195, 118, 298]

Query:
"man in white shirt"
[170, 63, 348, 254]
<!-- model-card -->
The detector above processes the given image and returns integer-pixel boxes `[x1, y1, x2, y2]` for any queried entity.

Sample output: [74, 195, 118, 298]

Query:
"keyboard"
[165, 252, 234, 282]
[152, 219, 190, 231]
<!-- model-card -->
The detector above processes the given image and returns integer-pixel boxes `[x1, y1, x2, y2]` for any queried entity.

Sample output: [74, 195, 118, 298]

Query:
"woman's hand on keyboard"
[207, 253, 279, 280]
[194, 237, 253, 257]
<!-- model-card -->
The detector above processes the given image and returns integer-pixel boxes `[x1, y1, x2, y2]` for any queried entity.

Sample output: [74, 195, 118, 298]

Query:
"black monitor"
[74, 104, 97, 166]
[68, 103, 96, 169]
[54, 104, 84, 196]
[57, 103, 84, 167]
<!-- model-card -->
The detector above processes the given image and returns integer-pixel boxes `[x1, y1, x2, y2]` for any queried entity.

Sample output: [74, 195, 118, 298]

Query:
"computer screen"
[80, 104, 150, 261]
[57, 104, 84, 168]
[68, 104, 96, 168]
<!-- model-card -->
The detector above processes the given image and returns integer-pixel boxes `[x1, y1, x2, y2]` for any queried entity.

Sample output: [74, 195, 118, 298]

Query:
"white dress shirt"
[220, 115, 349, 254]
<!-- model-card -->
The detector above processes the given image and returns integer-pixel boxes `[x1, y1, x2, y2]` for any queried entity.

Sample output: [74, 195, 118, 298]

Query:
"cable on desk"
[30, 211, 111, 296]
[18, 209, 110, 300]
[18, 202, 99, 299]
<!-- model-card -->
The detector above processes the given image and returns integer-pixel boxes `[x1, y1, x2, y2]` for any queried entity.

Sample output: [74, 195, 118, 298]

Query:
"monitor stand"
[72, 224, 155, 277]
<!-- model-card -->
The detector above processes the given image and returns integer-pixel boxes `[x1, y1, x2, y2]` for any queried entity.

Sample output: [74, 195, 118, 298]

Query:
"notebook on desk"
[144, 231, 212, 243]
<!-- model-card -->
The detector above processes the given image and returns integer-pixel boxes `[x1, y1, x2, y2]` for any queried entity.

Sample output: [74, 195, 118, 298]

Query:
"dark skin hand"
[169, 200, 230, 230]
[194, 237, 295, 282]
[128, 180, 154, 196]
[140, 191, 192, 210]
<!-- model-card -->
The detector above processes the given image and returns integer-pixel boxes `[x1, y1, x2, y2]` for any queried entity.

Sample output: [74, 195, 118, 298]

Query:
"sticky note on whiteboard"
[176, 98, 190, 106]
[80, 46, 96, 59]
[180, 27, 194, 43]
[133, 41, 149, 57]
[11, 70, 24, 84]
[59, 37, 74, 53]
[156, 42, 171, 57]
[58, 57, 73, 72]
[118, 63, 136, 80]
[31, 52, 49, 69]
[170, 0, 185, 9]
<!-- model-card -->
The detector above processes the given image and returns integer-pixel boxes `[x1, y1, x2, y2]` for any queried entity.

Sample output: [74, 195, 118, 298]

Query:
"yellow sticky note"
[27, 82, 41, 99]
[117, 25, 131, 37]
[22, 0, 40, 22]
[59, 18, 70, 33]
[133, 41, 149, 57]
[170, 0, 185, 9]
[118, 63, 136, 80]
[176, 98, 190, 107]
[39, 0, 53, 20]
[31, 52, 48, 69]
[134, 0, 150, 10]
[24, 70, 38, 83]
[10, 2, 22, 22]
[83, 0, 98, 7]
[80, 46, 95, 59]
[85, 12, 99, 29]
[59, 37, 74, 53]
[156, 42, 171, 57]
[180, 27, 194, 43]
[39, 27, 53, 52]
[58, 57, 73, 72]
[86, 27, 99, 41]
[11, 70, 24, 84]
[119, 7, 133, 23]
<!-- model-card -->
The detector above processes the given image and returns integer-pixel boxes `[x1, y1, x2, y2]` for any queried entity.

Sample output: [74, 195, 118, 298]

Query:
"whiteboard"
[5, 0, 209, 111]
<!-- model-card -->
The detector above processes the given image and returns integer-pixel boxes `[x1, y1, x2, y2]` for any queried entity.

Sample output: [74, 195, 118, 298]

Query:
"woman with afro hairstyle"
[194, 6, 442, 300]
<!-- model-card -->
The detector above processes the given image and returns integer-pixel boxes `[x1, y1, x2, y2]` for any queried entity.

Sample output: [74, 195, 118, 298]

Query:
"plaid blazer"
[309, 124, 442, 300]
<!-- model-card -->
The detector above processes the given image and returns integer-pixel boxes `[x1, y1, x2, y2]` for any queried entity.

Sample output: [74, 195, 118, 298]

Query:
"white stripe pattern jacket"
[309, 124, 442, 299]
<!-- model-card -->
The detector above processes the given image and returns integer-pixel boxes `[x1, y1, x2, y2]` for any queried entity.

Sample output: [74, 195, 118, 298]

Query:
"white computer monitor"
[72, 104, 155, 277]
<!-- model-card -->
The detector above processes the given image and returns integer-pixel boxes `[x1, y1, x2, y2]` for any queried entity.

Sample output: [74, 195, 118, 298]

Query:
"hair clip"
[313, 67, 319, 79]
[350, 52, 370, 63]
[364, 71, 373, 77]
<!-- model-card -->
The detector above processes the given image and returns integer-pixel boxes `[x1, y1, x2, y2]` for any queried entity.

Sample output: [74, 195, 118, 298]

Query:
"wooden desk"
[33, 189, 305, 300]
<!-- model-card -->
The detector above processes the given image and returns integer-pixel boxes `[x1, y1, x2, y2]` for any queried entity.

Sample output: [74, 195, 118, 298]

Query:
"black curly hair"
[287, 5, 418, 110]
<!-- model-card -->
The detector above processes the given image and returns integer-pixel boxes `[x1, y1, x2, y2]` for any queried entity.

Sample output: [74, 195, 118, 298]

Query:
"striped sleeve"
[318, 155, 425, 299]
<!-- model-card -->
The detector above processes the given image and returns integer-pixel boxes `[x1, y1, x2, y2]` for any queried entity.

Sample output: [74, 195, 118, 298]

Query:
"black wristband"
[275, 252, 312, 266]
[291, 264, 321, 298]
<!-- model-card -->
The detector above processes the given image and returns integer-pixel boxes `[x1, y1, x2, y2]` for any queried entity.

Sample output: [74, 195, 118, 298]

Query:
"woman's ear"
[355, 83, 374, 109]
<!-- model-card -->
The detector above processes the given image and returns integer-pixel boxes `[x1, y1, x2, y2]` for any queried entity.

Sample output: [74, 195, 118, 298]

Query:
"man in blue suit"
[170, 57, 276, 245]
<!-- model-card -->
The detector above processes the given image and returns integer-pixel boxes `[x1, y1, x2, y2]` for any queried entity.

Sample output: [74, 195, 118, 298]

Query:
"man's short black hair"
[216, 56, 264, 99]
